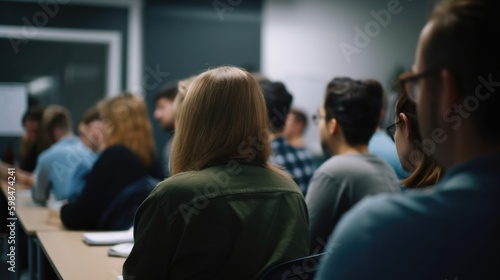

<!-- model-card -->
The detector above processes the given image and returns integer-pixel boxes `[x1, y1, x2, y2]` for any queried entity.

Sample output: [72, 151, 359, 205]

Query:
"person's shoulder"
[334, 191, 435, 239]
[315, 155, 367, 175]
[362, 153, 399, 175]
[36, 148, 51, 162]
[99, 145, 135, 158]
[93, 145, 142, 169]
[152, 169, 215, 197]
[36, 141, 65, 163]
[146, 169, 220, 218]
[152, 164, 301, 200]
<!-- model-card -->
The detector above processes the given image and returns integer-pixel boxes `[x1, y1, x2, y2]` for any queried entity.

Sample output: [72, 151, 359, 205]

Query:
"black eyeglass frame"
[386, 120, 402, 142]
[399, 69, 439, 101]
[311, 114, 325, 125]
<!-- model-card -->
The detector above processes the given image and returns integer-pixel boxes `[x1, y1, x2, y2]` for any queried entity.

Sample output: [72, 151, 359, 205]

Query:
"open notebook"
[108, 242, 134, 258]
[82, 226, 134, 245]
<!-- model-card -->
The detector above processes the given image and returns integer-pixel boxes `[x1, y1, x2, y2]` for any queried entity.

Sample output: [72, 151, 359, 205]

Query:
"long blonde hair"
[170, 66, 287, 177]
[173, 75, 197, 122]
[98, 93, 156, 167]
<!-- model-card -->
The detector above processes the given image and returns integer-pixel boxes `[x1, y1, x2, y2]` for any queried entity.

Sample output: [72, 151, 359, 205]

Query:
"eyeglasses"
[386, 120, 402, 142]
[312, 114, 325, 125]
[399, 69, 437, 102]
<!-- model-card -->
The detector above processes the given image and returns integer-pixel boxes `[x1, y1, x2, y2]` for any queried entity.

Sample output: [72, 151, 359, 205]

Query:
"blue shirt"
[271, 137, 315, 196]
[67, 143, 98, 202]
[315, 153, 500, 280]
[32, 136, 97, 204]
[368, 130, 409, 180]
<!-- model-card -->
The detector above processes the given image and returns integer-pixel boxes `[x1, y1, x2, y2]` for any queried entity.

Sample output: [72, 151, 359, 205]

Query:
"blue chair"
[259, 252, 327, 280]
[97, 176, 160, 231]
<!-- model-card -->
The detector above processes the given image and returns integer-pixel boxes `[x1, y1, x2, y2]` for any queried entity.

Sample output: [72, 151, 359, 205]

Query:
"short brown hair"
[79, 106, 100, 125]
[39, 105, 72, 151]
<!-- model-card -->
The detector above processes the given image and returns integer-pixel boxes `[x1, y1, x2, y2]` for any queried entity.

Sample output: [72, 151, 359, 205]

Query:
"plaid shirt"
[270, 137, 315, 196]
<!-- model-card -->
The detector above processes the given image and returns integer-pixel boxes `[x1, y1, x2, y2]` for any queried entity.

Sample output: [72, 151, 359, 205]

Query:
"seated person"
[316, 0, 500, 278]
[31, 105, 95, 204]
[305, 77, 400, 253]
[369, 91, 409, 181]
[260, 80, 315, 196]
[153, 82, 178, 177]
[19, 105, 45, 172]
[388, 92, 443, 190]
[284, 107, 309, 149]
[60, 93, 163, 230]
[123, 66, 310, 279]
[0, 106, 45, 185]
[66, 106, 105, 202]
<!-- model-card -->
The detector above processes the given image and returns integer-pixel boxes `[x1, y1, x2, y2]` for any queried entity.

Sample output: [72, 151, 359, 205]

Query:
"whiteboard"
[0, 83, 28, 136]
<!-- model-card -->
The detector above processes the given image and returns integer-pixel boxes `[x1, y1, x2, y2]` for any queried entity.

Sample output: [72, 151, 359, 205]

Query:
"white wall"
[261, 0, 434, 155]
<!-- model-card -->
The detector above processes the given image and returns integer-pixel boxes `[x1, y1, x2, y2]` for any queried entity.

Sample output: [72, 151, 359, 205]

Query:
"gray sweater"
[305, 153, 400, 252]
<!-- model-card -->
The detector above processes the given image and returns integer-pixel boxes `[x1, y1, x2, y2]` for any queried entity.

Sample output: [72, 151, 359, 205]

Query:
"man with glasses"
[305, 77, 399, 253]
[316, 0, 500, 279]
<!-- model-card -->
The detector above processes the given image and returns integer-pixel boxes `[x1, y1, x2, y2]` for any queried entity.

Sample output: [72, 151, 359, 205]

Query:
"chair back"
[97, 176, 159, 230]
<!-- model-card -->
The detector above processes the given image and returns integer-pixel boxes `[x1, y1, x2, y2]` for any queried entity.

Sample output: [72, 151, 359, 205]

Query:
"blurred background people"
[66, 106, 105, 202]
[153, 82, 179, 177]
[19, 105, 45, 172]
[31, 105, 91, 204]
[60, 93, 163, 230]
[284, 107, 309, 149]
[260, 80, 315, 196]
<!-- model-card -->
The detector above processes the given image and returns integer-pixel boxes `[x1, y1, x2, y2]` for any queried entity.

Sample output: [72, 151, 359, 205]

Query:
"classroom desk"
[37, 231, 125, 280]
[16, 198, 64, 280]
[1, 180, 63, 280]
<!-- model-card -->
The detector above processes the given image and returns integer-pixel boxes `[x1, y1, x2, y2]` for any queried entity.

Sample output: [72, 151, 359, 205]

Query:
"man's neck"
[287, 137, 304, 148]
[334, 143, 369, 156]
[452, 140, 500, 170]
[56, 132, 73, 142]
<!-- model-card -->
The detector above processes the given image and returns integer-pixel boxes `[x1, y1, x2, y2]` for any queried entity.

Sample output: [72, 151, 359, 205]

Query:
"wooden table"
[37, 231, 125, 280]
[1, 181, 63, 279]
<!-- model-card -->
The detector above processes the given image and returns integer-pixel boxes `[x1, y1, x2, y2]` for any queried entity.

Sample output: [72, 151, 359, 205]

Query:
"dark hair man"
[305, 77, 399, 253]
[153, 82, 178, 177]
[260, 80, 315, 196]
[316, 0, 500, 279]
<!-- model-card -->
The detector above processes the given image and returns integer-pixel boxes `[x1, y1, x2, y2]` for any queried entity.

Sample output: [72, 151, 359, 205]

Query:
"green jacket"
[123, 161, 310, 280]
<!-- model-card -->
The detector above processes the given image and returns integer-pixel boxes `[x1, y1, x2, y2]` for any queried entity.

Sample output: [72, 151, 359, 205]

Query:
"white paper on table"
[82, 226, 134, 245]
[108, 242, 134, 258]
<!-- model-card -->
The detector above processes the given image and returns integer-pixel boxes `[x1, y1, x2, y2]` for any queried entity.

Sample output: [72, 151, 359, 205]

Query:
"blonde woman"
[123, 66, 310, 279]
[60, 93, 163, 230]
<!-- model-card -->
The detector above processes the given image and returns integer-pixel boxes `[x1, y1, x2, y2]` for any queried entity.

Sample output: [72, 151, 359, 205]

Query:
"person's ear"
[328, 118, 338, 136]
[441, 68, 460, 111]
[399, 113, 411, 140]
